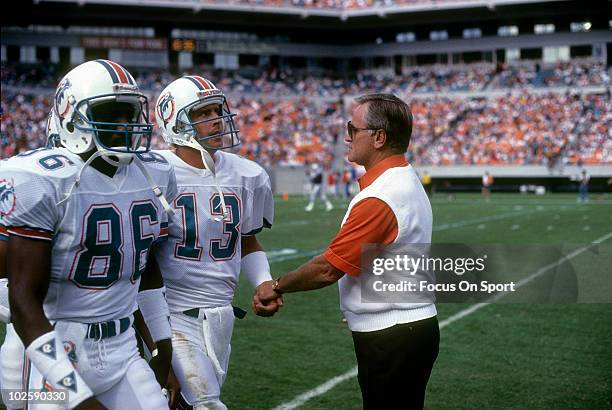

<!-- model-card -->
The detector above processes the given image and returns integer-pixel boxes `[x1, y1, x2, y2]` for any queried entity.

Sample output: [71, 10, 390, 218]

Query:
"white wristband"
[137, 286, 172, 343]
[25, 330, 93, 408]
[241, 251, 272, 288]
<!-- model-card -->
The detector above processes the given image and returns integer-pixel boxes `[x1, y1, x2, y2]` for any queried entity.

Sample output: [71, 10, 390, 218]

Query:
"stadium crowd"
[410, 92, 611, 166]
[493, 61, 610, 89]
[3, 61, 609, 96]
[1, 62, 610, 165]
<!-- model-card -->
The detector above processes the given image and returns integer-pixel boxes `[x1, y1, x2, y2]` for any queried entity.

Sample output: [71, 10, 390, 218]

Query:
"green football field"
[2, 193, 611, 409]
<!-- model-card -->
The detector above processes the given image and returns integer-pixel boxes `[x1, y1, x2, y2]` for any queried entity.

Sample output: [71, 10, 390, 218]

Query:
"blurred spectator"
[578, 169, 590, 202]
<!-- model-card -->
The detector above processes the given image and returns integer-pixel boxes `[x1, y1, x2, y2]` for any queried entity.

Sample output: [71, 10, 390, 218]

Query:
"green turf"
[1, 193, 611, 409]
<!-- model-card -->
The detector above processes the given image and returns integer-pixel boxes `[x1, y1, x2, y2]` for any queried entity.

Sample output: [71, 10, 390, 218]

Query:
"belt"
[182, 306, 246, 320]
[87, 317, 132, 340]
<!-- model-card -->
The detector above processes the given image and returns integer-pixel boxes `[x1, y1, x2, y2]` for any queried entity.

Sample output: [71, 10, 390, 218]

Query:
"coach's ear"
[372, 129, 387, 150]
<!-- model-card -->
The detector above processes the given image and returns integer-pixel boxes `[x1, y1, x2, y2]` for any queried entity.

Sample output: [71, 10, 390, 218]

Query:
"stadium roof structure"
[10, 0, 609, 43]
[36, 0, 566, 19]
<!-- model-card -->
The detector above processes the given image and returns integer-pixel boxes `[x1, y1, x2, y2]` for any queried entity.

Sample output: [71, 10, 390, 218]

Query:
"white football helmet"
[155, 75, 239, 151]
[53, 61, 173, 216]
[155, 76, 239, 221]
[53, 59, 152, 165]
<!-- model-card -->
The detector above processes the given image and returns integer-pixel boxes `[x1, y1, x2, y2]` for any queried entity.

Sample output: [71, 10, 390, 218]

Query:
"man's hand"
[252, 281, 283, 316]
[74, 397, 107, 410]
[252, 293, 283, 317]
[255, 280, 278, 304]
[165, 367, 181, 409]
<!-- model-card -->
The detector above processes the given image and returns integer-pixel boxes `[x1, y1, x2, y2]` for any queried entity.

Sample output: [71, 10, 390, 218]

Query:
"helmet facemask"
[175, 94, 240, 151]
[74, 93, 153, 166]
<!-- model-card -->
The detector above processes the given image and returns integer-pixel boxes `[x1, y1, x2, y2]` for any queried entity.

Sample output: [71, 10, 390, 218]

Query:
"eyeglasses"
[346, 121, 378, 138]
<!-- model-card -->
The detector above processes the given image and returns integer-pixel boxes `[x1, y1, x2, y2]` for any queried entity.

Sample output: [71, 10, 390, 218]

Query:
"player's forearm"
[11, 298, 54, 346]
[138, 248, 172, 345]
[10, 274, 54, 345]
[134, 309, 157, 352]
[134, 306, 172, 388]
[277, 255, 343, 293]
[7, 236, 53, 345]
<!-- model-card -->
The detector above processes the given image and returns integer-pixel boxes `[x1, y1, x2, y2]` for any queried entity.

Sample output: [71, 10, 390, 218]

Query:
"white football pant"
[24, 319, 167, 409]
[0, 324, 25, 409]
[170, 309, 235, 410]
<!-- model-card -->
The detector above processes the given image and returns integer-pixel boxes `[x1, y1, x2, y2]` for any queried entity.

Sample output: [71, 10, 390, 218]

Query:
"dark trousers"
[352, 316, 439, 410]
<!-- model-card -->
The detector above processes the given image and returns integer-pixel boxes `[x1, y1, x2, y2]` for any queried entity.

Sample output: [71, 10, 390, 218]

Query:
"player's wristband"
[25, 330, 94, 408]
[242, 251, 272, 288]
[137, 287, 172, 343]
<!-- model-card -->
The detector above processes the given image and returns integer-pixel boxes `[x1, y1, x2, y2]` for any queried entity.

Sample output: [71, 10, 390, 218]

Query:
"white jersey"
[152, 150, 274, 312]
[0, 147, 176, 322]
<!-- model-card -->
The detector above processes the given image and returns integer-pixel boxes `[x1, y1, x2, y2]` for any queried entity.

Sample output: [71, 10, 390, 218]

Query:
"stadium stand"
[1, 63, 612, 167]
[1, 62, 610, 166]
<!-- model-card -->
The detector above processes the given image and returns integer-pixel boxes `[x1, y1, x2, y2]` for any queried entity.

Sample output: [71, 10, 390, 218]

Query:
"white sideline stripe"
[433, 208, 544, 231]
[273, 231, 612, 410]
[269, 249, 322, 263]
[272, 367, 360, 410]
[269, 208, 547, 263]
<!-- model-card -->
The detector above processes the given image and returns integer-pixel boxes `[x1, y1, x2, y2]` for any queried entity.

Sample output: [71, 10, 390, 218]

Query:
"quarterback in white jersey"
[154, 75, 278, 410]
[154, 149, 273, 311]
[1, 60, 175, 409]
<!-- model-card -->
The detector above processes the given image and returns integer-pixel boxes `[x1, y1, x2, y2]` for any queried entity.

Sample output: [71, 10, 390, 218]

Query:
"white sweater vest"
[338, 164, 437, 332]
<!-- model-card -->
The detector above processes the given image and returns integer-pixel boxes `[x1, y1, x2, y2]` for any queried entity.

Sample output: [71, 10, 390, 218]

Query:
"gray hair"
[355, 93, 413, 153]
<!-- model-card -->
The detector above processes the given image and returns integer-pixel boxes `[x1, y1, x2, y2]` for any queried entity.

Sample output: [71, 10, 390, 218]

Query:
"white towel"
[201, 305, 235, 386]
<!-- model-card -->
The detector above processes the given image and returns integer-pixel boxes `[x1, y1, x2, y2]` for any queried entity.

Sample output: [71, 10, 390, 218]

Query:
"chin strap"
[199, 149, 228, 222]
[181, 139, 228, 222]
[133, 156, 174, 216]
[57, 149, 106, 207]
[57, 150, 174, 217]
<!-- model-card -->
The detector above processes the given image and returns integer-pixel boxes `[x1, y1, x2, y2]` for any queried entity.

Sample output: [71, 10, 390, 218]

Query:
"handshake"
[251, 279, 284, 317]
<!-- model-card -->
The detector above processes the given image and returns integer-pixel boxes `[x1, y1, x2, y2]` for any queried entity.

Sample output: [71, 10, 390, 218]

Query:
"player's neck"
[79, 151, 118, 178]
[175, 145, 216, 169]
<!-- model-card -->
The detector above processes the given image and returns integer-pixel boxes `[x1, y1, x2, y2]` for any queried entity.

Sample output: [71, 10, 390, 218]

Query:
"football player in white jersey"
[0, 108, 63, 409]
[0, 60, 176, 409]
[0, 109, 60, 409]
[153, 75, 279, 410]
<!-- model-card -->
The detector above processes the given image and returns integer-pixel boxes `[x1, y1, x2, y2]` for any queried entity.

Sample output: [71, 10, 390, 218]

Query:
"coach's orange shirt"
[324, 155, 407, 276]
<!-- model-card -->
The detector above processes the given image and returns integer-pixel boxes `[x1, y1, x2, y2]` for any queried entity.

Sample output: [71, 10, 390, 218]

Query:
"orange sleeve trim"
[323, 248, 360, 276]
[325, 198, 398, 277]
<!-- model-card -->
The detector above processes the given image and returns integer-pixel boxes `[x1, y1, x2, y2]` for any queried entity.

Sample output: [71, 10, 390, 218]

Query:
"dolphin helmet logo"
[157, 92, 175, 128]
[54, 78, 72, 119]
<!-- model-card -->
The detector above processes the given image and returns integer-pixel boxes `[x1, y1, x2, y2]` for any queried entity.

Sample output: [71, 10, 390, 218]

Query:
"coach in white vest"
[254, 93, 439, 409]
